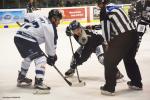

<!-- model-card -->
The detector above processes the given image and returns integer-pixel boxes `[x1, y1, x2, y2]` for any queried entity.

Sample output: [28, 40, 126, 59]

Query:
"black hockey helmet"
[69, 20, 81, 30]
[96, 0, 109, 4]
[48, 9, 62, 20]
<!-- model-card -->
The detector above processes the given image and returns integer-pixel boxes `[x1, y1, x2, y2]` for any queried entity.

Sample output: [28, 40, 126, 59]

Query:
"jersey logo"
[106, 5, 121, 12]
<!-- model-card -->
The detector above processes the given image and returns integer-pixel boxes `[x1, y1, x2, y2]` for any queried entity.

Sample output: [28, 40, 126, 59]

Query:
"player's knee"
[34, 56, 47, 78]
[34, 56, 47, 67]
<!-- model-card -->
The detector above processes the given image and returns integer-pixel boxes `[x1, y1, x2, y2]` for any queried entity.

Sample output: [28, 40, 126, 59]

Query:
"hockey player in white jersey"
[14, 9, 62, 93]
[24, 13, 41, 23]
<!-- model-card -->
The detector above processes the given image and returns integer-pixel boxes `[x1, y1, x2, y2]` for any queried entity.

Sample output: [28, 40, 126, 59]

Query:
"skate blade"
[101, 90, 115, 96]
[17, 83, 32, 88]
[71, 81, 86, 87]
[65, 74, 74, 78]
[128, 86, 143, 90]
[33, 89, 50, 95]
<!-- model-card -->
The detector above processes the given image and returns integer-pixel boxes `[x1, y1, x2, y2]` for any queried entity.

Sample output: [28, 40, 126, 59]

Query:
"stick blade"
[71, 81, 86, 87]
[33, 89, 50, 95]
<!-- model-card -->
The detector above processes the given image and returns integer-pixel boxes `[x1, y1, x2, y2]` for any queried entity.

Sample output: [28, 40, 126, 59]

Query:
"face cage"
[70, 27, 83, 36]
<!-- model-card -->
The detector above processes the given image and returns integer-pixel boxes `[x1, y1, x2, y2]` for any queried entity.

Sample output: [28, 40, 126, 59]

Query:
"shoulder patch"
[106, 6, 121, 12]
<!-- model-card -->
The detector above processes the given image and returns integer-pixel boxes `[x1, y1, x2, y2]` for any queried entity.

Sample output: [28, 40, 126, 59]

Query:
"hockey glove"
[47, 55, 57, 66]
[85, 25, 92, 30]
[66, 26, 72, 36]
[93, 25, 102, 30]
[85, 25, 102, 30]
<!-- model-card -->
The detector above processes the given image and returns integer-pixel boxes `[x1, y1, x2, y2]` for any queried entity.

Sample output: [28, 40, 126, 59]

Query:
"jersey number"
[24, 21, 39, 29]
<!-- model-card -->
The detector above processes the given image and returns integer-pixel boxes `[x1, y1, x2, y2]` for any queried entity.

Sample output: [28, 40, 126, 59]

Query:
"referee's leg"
[103, 41, 125, 91]
[123, 32, 142, 85]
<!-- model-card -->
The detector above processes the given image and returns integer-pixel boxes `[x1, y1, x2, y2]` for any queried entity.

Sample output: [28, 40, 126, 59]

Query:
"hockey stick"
[45, 54, 85, 87]
[52, 64, 72, 86]
[16, 21, 22, 27]
[52, 64, 85, 87]
[68, 36, 86, 86]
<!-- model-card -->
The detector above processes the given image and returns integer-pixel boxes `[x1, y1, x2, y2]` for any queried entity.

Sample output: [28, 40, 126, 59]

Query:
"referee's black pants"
[103, 30, 142, 91]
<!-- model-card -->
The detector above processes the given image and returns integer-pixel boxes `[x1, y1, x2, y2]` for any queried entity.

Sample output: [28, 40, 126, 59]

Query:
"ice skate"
[17, 72, 32, 87]
[100, 86, 115, 96]
[127, 81, 143, 90]
[33, 77, 51, 94]
[65, 68, 75, 78]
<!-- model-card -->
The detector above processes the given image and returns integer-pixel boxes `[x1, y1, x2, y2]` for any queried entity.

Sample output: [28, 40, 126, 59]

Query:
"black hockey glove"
[85, 25, 101, 30]
[93, 25, 102, 30]
[47, 55, 57, 66]
[66, 26, 72, 36]
[85, 25, 92, 30]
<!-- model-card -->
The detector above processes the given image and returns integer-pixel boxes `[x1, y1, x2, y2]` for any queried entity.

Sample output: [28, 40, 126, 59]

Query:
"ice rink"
[0, 26, 150, 100]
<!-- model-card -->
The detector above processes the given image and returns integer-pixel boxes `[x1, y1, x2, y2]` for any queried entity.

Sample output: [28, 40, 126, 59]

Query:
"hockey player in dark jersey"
[26, 0, 40, 13]
[135, 0, 150, 51]
[128, 2, 137, 22]
[27, 0, 33, 13]
[64, 20, 124, 80]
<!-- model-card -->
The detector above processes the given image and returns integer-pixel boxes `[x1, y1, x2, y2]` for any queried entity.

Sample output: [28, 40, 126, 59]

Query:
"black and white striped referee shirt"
[100, 4, 136, 44]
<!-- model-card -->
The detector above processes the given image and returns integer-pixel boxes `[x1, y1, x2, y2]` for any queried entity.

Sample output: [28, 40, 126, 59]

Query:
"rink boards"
[0, 4, 131, 28]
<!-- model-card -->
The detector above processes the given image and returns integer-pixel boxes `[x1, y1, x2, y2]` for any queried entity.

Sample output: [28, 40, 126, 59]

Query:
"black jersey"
[73, 29, 104, 52]
[136, 0, 150, 23]
[71, 29, 104, 66]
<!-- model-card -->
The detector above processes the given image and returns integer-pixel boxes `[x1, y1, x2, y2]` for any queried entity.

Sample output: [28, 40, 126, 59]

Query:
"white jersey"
[15, 16, 57, 56]
[24, 13, 41, 23]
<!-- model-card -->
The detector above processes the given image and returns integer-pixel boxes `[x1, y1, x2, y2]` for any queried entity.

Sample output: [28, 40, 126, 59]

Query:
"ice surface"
[0, 26, 150, 100]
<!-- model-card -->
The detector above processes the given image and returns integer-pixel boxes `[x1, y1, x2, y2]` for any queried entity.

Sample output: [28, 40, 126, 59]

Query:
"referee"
[97, 0, 143, 95]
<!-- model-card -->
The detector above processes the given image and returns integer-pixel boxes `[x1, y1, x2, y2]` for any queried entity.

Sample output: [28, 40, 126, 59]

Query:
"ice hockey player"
[64, 20, 124, 80]
[26, 0, 39, 13]
[135, 0, 150, 51]
[27, 0, 33, 13]
[128, 1, 137, 22]
[14, 9, 62, 93]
